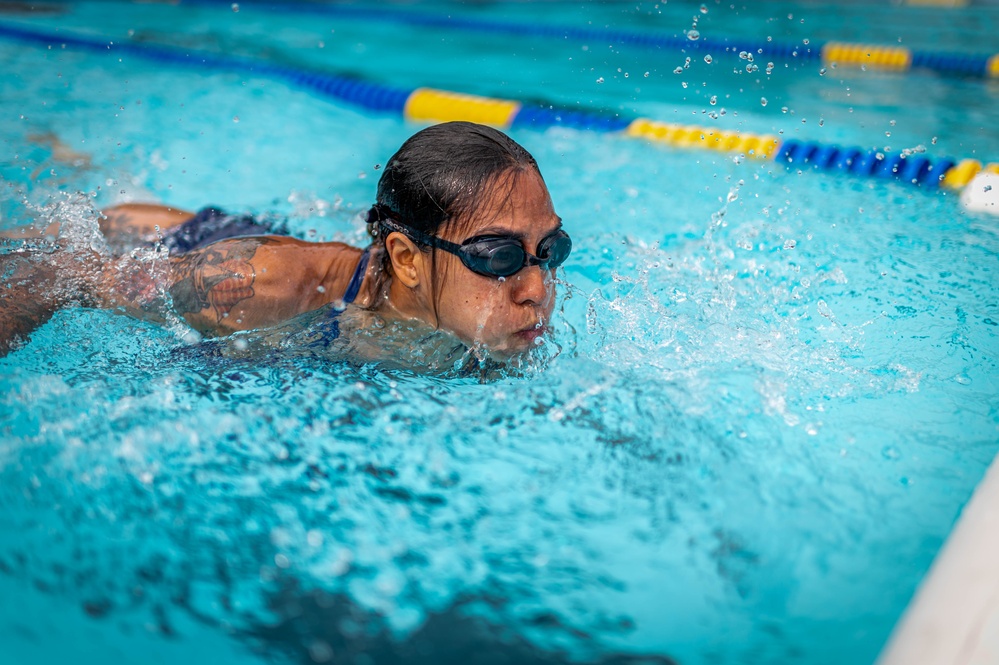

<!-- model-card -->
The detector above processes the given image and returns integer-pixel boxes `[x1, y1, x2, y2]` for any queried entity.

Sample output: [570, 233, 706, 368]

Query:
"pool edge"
[876, 452, 999, 664]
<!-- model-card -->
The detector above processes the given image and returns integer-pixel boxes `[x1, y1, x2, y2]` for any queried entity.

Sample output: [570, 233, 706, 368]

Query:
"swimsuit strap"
[316, 247, 372, 344]
[341, 247, 371, 305]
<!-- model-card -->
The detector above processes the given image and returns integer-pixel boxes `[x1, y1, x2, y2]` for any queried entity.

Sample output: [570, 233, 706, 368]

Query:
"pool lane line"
[179, 0, 999, 80]
[1, 21, 996, 193]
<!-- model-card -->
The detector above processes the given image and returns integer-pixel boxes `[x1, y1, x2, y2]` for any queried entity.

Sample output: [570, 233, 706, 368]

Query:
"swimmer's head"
[368, 122, 568, 358]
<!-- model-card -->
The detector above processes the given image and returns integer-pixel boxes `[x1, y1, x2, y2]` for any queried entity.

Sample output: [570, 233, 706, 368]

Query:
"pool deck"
[877, 453, 999, 665]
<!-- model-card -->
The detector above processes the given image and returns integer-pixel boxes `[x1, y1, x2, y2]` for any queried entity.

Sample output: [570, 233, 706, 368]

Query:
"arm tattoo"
[170, 239, 265, 323]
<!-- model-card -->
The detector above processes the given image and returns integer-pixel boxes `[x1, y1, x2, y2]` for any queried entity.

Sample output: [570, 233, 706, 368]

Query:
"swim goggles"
[379, 217, 572, 279]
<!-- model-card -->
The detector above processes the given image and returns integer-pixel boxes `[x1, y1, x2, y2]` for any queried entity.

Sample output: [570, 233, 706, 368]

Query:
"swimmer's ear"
[384, 232, 425, 289]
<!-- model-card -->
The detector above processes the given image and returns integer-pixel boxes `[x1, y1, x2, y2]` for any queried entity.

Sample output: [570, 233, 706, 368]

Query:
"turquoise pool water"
[1, 2, 998, 664]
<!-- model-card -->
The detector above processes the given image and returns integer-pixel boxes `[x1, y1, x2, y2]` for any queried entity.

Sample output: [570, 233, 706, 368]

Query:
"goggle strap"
[379, 218, 464, 256]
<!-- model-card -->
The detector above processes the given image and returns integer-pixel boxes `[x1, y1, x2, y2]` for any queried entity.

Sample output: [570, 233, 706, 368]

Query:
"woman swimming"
[0, 122, 571, 366]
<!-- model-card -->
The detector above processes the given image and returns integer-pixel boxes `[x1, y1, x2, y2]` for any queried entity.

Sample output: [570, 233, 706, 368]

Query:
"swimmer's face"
[432, 169, 561, 358]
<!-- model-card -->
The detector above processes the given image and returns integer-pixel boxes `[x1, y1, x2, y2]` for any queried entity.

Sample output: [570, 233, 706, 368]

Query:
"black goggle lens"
[460, 230, 572, 278]
[538, 231, 572, 268]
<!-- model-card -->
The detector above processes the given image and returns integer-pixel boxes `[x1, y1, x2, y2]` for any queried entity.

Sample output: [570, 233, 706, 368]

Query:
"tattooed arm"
[99, 236, 362, 336]
[1, 235, 360, 355]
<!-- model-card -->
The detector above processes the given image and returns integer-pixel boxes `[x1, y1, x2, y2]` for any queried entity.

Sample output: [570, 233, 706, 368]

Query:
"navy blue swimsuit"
[161, 206, 286, 255]
[319, 247, 370, 343]
[165, 206, 369, 344]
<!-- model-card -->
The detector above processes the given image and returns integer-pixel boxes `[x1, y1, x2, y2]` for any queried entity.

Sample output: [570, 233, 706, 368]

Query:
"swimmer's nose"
[511, 265, 551, 306]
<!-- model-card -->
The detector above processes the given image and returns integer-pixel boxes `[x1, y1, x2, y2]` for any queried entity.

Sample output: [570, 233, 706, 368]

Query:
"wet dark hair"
[363, 122, 547, 320]
[366, 121, 541, 245]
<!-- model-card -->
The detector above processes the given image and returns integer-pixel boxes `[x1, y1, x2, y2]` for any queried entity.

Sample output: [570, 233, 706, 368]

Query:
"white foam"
[960, 172, 999, 216]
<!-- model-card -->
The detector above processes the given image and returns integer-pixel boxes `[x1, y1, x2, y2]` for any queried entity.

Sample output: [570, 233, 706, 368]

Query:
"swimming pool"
[1, 1, 997, 663]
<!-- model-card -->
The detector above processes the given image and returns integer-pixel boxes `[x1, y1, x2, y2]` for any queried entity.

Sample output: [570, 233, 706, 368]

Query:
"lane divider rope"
[0, 21, 994, 194]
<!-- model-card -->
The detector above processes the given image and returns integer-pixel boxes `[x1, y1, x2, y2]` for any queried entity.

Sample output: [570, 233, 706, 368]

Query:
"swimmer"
[0, 121, 571, 365]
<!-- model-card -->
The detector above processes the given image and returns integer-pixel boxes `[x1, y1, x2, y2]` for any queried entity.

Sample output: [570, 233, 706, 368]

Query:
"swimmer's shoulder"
[246, 236, 369, 309]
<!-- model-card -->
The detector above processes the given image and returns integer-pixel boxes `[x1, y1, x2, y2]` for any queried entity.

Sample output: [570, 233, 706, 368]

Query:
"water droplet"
[818, 118, 824, 126]
[885, 131, 891, 137]
[682, 81, 688, 88]
[687, 29, 700, 41]
[596, 76, 605, 83]
[760, 97, 768, 106]
[232, 116, 239, 123]
[781, 106, 789, 114]
[819, 67, 826, 76]
[699, 3, 708, 13]
[783, 239, 796, 250]
[644, 71, 650, 77]
[704, 54, 713, 64]
[231, 2, 239, 11]
[881, 446, 901, 461]
[816, 299, 834, 319]
[709, 95, 718, 105]
[803, 38, 810, 45]
[674, 67, 683, 74]
[954, 373, 972, 385]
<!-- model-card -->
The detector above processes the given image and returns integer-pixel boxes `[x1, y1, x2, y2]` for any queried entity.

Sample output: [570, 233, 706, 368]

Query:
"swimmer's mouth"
[514, 323, 546, 342]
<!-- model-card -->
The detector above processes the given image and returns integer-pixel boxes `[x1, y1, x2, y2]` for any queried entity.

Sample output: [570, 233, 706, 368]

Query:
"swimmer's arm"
[100, 236, 351, 335]
[99, 203, 194, 246]
[0, 251, 96, 356]
[0, 254, 57, 355]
